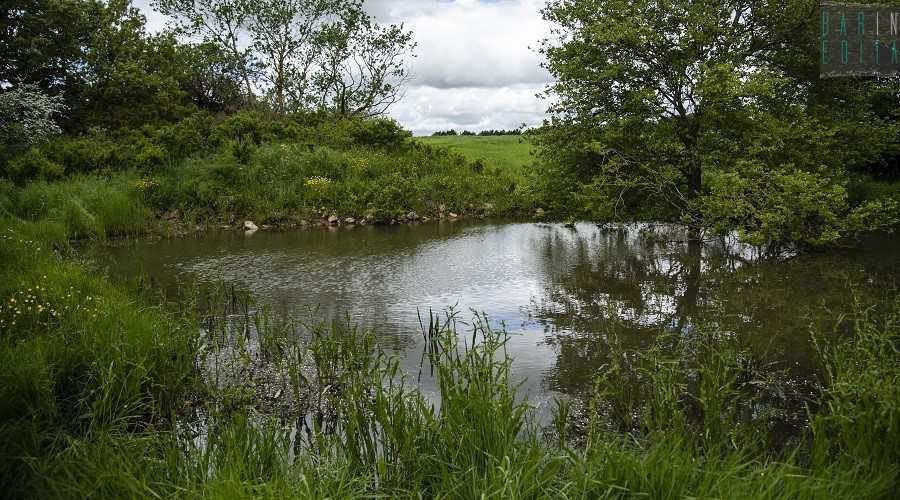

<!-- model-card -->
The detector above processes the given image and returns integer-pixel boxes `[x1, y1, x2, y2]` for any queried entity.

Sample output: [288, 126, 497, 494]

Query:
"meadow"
[417, 135, 534, 177]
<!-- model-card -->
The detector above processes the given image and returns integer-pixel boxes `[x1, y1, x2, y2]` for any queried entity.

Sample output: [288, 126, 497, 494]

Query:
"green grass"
[417, 135, 534, 177]
[0, 140, 531, 242]
[1, 213, 898, 497]
[151, 140, 525, 224]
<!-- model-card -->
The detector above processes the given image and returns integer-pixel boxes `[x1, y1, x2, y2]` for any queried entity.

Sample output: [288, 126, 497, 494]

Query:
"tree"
[154, 0, 258, 102]
[0, 0, 106, 125]
[0, 85, 66, 147]
[79, 0, 194, 127]
[155, 0, 414, 117]
[177, 41, 246, 113]
[537, 0, 899, 248]
[0, 0, 104, 92]
[2, 0, 198, 130]
[314, 4, 415, 118]
[247, 0, 333, 115]
[0, 85, 67, 182]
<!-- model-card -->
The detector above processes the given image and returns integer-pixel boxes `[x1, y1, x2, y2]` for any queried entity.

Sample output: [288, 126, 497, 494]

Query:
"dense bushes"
[0, 111, 417, 185]
[0, 114, 526, 237]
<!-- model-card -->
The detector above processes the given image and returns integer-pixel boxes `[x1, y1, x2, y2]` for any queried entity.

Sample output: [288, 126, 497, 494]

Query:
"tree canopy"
[154, 0, 415, 117]
[537, 0, 900, 249]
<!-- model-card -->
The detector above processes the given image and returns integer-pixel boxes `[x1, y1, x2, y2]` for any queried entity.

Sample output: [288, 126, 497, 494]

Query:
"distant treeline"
[432, 129, 522, 136]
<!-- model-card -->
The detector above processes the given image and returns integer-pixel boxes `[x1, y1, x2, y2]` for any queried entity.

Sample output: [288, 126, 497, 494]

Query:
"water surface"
[96, 221, 900, 418]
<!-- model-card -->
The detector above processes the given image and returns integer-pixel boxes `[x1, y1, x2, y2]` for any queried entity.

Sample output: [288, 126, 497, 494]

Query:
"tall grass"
[9, 173, 148, 239]
[0, 218, 196, 497]
[1, 217, 898, 498]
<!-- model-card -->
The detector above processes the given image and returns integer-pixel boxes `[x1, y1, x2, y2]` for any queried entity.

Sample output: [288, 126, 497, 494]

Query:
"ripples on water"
[97, 221, 900, 419]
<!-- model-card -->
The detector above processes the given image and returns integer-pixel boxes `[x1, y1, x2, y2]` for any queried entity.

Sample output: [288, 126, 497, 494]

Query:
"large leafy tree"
[538, 0, 899, 248]
[1, 0, 199, 129]
[177, 41, 246, 113]
[0, 0, 103, 91]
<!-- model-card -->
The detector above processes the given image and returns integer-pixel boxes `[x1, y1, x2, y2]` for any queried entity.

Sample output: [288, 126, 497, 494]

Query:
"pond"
[95, 221, 900, 424]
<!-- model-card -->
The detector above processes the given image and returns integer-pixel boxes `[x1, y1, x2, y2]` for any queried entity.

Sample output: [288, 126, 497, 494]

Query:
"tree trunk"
[686, 161, 702, 241]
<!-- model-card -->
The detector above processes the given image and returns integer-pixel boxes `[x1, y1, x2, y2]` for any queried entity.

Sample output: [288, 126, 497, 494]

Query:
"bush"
[45, 130, 126, 175]
[3, 148, 64, 184]
[700, 163, 896, 250]
[150, 112, 215, 161]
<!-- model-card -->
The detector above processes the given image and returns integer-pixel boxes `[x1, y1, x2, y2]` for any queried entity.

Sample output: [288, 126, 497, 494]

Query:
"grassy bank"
[2, 116, 534, 240]
[0, 214, 897, 498]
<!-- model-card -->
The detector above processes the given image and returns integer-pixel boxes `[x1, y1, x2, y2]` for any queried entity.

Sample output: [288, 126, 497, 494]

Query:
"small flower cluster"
[349, 156, 369, 173]
[304, 176, 332, 192]
[0, 233, 42, 252]
[135, 177, 160, 191]
[0, 284, 105, 333]
[1, 284, 57, 331]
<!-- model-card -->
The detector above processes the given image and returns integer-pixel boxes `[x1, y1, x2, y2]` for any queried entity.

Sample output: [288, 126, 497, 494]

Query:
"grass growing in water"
[0, 217, 898, 498]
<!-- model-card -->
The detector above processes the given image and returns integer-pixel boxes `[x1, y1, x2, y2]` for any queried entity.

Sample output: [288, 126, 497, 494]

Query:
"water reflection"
[95, 222, 900, 413]
[534, 225, 898, 402]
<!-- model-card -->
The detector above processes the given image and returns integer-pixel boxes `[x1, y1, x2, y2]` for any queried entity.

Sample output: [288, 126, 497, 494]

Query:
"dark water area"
[93, 221, 900, 423]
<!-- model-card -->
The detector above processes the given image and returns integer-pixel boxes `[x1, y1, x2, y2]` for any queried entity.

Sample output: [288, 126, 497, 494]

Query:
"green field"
[417, 135, 534, 175]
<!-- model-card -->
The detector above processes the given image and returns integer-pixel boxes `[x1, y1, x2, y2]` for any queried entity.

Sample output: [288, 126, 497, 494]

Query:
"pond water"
[96, 221, 900, 421]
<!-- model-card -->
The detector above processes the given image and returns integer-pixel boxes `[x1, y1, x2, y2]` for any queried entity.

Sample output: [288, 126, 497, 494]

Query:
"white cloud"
[393, 84, 547, 136]
[383, 0, 551, 89]
[372, 0, 552, 134]
[134, 0, 553, 135]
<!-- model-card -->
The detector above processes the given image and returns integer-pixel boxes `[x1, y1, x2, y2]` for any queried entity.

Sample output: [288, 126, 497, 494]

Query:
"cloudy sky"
[136, 0, 553, 135]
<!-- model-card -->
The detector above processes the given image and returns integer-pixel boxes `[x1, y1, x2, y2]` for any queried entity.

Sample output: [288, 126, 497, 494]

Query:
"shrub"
[45, 131, 125, 175]
[3, 148, 64, 184]
[150, 112, 215, 161]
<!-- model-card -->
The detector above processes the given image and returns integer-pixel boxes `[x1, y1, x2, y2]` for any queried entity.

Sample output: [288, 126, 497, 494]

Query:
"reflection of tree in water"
[531, 225, 900, 407]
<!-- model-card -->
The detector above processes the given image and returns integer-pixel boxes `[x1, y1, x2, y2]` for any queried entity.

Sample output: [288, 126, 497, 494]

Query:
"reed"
[1, 216, 898, 498]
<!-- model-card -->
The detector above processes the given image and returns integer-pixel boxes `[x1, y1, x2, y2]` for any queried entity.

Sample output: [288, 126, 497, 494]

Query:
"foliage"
[155, 0, 416, 118]
[178, 41, 248, 113]
[155, 134, 520, 223]
[703, 164, 900, 249]
[313, 2, 416, 118]
[536, 0, 900, 247]
[0, 85, 67, 147]
[0, 113, 526, 230]
[3, 148, 64, 185]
